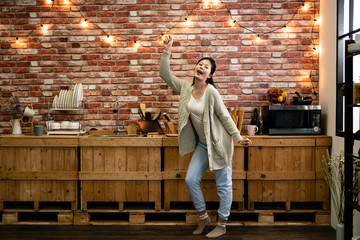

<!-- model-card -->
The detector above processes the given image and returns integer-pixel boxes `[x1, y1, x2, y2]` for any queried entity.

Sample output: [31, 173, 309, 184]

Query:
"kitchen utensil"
[293, 91, 313, 105]
[51, 122, 61, 130]
[69, 122, 80, 129]
[138, 109, 145, 120]
[34, 126, 44, 136]
[23, 104, 35, 117]
[60, 121, 70, 129]
[164, 121, 177, 134]
[127, 123, 138, 135]
[163, 113, 171, 121]
[152, 109, 161, 120]
[145, 112, 151, 120]
[247, 125, 258, 136]
[140, 103, 146, 117]
[137, 120, 163, 133]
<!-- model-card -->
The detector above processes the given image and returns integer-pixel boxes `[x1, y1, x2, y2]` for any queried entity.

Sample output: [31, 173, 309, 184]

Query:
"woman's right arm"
[159, 36, 184, 94]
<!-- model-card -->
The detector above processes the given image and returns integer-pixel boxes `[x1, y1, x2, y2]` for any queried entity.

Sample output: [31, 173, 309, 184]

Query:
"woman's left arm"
[212, 89, 252, 146]
[212, 90, 242, 142]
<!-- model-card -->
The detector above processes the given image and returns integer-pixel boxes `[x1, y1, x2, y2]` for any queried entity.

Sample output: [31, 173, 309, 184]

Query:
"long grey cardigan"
[160, 50, 243, 170]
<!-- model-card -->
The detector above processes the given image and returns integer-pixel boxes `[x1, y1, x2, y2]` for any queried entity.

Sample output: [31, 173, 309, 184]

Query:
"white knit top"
[188, 94, 207, 143]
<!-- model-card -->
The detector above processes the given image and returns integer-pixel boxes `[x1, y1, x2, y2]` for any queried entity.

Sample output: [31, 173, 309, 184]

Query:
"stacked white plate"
[52, 83, 83, 108]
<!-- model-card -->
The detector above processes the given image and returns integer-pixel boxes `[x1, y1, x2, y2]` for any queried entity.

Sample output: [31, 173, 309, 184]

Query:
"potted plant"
[321, 150, 360, 240]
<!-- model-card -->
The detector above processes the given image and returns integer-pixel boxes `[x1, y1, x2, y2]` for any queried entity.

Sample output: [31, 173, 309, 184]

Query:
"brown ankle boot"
[192, 210, 210, 235]
[205, 218, 226, 238]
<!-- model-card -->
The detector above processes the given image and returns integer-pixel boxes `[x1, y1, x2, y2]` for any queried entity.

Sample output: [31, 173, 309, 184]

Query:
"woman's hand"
[163, 35, 173, 52]
[239, 138, 252, 147]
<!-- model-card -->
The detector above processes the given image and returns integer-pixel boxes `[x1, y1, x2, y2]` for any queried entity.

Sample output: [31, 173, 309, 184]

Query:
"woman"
[160, 35, 252, 238]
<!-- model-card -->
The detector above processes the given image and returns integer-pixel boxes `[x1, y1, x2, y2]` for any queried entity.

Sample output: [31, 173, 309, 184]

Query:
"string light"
[134, 41, 140, 48]
[105, 35, 112, 43]
[15, 37, 19, 44]
[302, 3, 310, 11]
[314, 17, 321, 25]
[313, 46, 319, 54]
[81, 19, 88, 28]
[184, 18, 191, 27]
[1, 0, 318, 63]
[41, 24, 48, 32]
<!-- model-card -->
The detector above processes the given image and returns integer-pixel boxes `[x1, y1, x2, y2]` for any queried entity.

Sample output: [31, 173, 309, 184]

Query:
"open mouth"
[197, 70, 203, 75]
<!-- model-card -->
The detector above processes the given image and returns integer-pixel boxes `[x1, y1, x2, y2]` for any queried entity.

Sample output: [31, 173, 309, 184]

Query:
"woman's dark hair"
[192, 57, 216, 86]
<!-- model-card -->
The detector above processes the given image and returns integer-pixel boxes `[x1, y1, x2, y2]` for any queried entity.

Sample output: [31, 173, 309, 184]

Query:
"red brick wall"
[0, 0, 319, 134]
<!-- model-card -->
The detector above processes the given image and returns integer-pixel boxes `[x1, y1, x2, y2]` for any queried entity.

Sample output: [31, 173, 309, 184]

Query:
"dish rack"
[46, 101, 86, 135]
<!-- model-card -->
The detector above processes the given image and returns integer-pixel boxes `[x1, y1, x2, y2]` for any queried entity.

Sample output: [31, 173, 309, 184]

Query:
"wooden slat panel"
[250, 138, 315, 147]
[0, 171, 78, 180]
[247, 171, 315, 180]
[79, 172, 162, 180]
[315, 137, 332, 147]
[0, 137, 78, 147]
[79, 136, 162, 147]
[315, 147, 330, 179]
[1, 180, 77, 202]
[162, 171, 246, 180]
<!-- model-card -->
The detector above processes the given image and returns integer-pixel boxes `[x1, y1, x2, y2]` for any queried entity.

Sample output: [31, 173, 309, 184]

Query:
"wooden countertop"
[0, 134, 332, 147]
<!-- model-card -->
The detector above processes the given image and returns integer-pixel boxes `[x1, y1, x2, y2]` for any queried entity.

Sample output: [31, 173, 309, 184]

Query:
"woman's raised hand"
[163, 35, 173, 52]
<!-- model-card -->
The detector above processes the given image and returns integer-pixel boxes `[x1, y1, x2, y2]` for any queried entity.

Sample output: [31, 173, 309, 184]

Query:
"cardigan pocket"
[212, 138, 225, 159]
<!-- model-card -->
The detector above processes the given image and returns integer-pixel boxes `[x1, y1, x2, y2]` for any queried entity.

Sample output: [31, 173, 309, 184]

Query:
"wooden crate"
[79, 137, 162, 211]
[247, 136, 331, 211]
[163, 137, 245, 211]
[0, 136, 78, 211]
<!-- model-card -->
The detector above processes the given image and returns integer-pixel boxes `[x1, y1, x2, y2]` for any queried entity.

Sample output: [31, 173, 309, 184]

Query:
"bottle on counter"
[258, 106, 263, 135]
[251, 108, 259, 126]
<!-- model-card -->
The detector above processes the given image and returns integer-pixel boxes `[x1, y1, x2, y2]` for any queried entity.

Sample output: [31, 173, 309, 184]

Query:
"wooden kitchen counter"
[0, 134, 78, 147]
[0, 134, 332, 225]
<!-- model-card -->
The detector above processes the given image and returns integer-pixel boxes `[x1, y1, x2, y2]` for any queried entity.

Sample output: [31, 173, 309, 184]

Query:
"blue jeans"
[185, 141, 232, 220]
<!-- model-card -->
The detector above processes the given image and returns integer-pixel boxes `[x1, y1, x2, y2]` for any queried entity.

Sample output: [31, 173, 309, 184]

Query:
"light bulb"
[302, 3, 310, 11]
[46, 0, 52, 3]
[134, 41, 140, 47]
[16, 37, 19, 44]
[105, 35, 112, 43]
[185, 18, 191, 27]
[256, 34, 261, 42]
[81, 19, 88, 28]
[230, 19, 236, 27]
[313, 46, 319, 54]
[41, 24, 48, 32]
[64, 0, 69, 4]
[314, 17, 321, 25]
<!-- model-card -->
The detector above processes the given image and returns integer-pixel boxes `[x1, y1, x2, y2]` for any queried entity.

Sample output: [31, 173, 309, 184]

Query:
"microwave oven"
[263, 105, 322, 135]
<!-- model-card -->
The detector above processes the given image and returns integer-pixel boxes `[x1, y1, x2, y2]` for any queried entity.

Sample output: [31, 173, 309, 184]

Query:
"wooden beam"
[0, 171, 78, 180]
[247, 171, 315, 180]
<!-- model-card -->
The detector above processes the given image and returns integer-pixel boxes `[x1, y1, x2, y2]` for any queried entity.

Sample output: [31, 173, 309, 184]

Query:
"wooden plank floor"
[0, 225, 336, 240]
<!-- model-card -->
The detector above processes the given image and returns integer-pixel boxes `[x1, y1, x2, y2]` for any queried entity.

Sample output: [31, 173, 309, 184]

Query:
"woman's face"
[194, 59, 213, 83]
